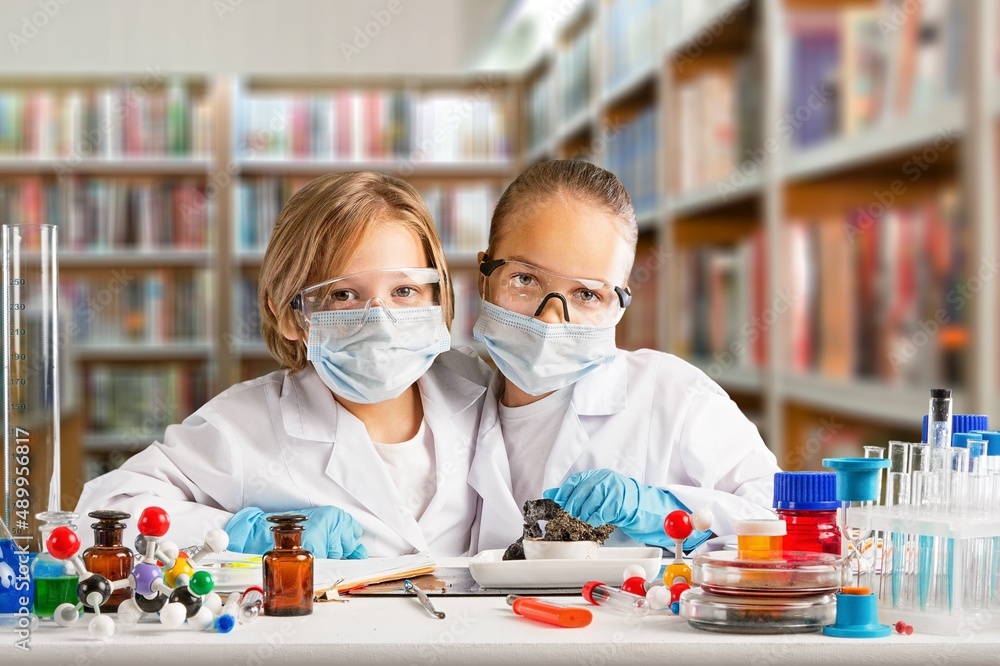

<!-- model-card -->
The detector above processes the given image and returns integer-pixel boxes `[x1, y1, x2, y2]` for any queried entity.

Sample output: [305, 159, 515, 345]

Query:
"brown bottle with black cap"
[263, 514, 314, 616]
[82, 511, 134, 611]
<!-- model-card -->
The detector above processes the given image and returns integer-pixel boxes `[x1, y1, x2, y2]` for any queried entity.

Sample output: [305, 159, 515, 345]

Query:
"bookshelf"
[518, 0, 999, 469]
[2, 0, 996, 498]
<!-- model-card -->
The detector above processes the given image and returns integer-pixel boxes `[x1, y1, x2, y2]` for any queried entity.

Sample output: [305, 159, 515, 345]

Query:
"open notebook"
[196, 551, 436, 598]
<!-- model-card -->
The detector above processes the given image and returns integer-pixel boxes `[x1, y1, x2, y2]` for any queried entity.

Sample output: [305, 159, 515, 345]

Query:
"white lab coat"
[75, 348, 491, 557]
[469, 349, 781, 553]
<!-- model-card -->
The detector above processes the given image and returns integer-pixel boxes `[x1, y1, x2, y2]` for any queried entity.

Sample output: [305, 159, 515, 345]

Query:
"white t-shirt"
[499, 387, 575, 515]
[372, 420, 437, 521]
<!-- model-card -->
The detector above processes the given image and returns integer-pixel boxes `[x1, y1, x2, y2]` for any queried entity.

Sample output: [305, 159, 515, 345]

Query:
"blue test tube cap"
[952, 432, 986, 449]
[821, 458, 890, 503]
[921, 414, 989, 442]
[216, 613, 236, 633]
[823, 592, 892, 639]
[971, 430, 1000, 457]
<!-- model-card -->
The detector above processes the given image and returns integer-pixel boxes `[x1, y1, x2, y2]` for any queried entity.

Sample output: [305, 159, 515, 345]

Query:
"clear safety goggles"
[291, 267, 442, 330]
[479, 258, 631, 327]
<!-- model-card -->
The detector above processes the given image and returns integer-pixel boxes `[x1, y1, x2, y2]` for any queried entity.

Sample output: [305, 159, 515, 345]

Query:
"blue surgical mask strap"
[533, 292, 570, 322]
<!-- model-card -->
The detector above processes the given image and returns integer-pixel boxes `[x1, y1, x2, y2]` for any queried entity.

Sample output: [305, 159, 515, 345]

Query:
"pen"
[506, 595, 592, 628]
[403, 579, 445, 619]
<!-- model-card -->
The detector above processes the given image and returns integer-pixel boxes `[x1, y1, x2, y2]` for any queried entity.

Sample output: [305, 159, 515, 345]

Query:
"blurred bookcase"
[518, 0, 999, 469]
[0, 73, 518, 503]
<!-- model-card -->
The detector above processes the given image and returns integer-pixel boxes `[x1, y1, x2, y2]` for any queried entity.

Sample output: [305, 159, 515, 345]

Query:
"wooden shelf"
[39, 250, 213, 268]
[601, 63, 657, 111]
[84, 433, 162, 452]
[0, 156, 213, 175]
[690, 357, 764, 393]
[665, 0, 753, 57]
[667, 173, 763, 218]
[73, 342, 213, 361]
[555, 107, 596, 144]
[783, 102, 964, 183]
[234, 342, 271, 359]
[776, 373, 960, 428]
[235, 159, 513, 178]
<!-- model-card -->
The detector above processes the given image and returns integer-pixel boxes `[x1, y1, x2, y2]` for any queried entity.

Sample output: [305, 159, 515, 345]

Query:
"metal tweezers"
[403, 579, 445, 619]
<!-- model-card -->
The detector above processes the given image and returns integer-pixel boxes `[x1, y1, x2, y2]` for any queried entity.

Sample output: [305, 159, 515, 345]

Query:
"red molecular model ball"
[137, 506, 170, 537]
[47, 526, 81, 560]
[664, 510, 693, 541]
[894, 621, 913, 635]
[669, 582, 691, 603]
[621, 577, 647, 597]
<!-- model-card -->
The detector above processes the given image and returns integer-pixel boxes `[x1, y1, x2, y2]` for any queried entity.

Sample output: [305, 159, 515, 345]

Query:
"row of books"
[675, 230, 768, 369]
[787, 189, 966, 385]
[419, 184, 500, 254]
[61, 270, 213, 345]
[85, 363, 211, 439]
[526, 73, 552, 153]
[451, 272, 482, 349]
[672, 56, 759, 194]
[237, 90, 512, 163]
[0, 81, 212, 158]
[234, 177, 499, 255]
[616, 234, 663, 352]
[606, 106, 658, 216]
[0, 177, 211, 250]
[603, 0, 658, 94]
[558, 25, 594, 123]
[233, 177, 311, 252]
[787, 0, 964, 148]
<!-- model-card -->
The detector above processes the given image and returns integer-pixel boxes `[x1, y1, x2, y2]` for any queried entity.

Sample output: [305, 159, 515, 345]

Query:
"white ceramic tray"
[468, 547, 663, 589]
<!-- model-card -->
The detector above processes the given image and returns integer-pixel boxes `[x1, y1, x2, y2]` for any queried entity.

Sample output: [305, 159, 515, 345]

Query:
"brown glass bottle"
[263, 514, 314, 616]
[82, 511, 134, 612]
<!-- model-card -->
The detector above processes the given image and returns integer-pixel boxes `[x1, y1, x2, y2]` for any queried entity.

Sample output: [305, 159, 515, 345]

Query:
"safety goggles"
[291, 267, 442, 329]
[479, 258, 631, 327]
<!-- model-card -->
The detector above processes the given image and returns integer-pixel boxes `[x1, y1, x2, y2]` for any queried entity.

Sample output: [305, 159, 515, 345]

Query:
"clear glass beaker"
[2, 224, 61, 556]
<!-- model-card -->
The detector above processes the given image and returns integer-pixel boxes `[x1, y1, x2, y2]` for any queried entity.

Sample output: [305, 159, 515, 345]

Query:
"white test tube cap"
[734, 518, 787, 537]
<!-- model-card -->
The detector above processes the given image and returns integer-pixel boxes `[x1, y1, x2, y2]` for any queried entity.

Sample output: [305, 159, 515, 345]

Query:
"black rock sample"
[502, 498, 617, 561]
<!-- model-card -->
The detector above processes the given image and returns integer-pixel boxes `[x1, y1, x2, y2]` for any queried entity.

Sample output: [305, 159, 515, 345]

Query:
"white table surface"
[5, 558, 1000, 666]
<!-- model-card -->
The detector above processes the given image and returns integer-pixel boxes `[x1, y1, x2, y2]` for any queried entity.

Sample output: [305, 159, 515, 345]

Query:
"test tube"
[966, 440, 988, 610]
[882, 443, 911, 609]
[581, 581, 650, 616]
[216, 592, 241, 633]
[239, 586, 264, 623]
[927, 389, 953, 451]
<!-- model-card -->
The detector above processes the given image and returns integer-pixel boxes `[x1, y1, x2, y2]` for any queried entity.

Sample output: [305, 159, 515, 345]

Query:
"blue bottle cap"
[216, 614, 235, 633]
[773, 472, 839, 511]
[922, 414, 989, 442]
[821, 458, 890, 502]
[823, 592, 892, 639]
[971, 430, 1000, 456]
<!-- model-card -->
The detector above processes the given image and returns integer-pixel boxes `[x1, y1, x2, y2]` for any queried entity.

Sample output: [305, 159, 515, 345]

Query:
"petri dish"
[680, 589, 836, 634]
[692, 550, 846, 597]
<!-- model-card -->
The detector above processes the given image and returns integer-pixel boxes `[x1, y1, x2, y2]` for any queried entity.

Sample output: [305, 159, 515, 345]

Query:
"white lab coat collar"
[277, 360, 487, 553]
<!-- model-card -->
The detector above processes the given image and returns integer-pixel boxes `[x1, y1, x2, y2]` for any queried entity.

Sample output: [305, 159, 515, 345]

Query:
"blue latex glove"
[542, 469, 711, 551]
[225, 506, 368, 559]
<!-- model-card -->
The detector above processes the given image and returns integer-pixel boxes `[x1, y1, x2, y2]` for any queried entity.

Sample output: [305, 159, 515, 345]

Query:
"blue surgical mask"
[307, 305, 451, 404]
[473, 300, 617, 396]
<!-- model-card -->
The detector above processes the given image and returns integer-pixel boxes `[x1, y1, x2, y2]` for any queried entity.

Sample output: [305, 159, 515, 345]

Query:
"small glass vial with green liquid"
[32, 512, 80, 619]
[263, 514, 314, 616]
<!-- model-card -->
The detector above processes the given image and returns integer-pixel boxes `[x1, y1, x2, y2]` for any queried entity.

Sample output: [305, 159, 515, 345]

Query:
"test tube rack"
[846, 506, 1000, 635]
